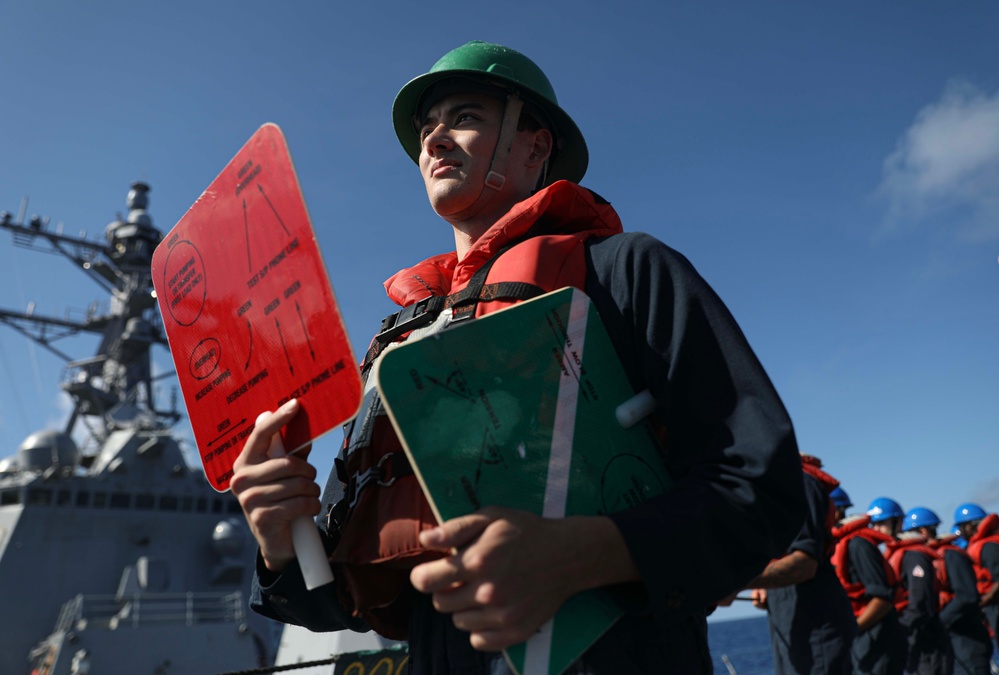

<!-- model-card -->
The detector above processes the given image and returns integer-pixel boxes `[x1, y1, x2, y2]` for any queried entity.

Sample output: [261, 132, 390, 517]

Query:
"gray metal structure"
[0, 184, 277, 674]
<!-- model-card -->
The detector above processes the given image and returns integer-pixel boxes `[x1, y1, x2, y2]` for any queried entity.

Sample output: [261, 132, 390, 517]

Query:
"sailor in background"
[830, 486, 852, 522]
[888, 507, 952, 674]
[727, 455, 855, 674]
[952, 503, 999, 672]
[829, 496, 907, 674]
[955, 504, 999, 653]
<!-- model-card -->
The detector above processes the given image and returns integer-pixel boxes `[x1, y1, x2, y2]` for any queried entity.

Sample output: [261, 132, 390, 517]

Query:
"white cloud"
[878, 81, 999, 240]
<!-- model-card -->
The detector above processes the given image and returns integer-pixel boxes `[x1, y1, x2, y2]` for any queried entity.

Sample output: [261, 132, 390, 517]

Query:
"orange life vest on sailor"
[328, 181, 627, 639]
[927, 535, 968, 610]
[831, 515, 901, 618]
[885, 536, 941, 613]
[800, 455, 839, 558]
[966, 513, 999, 599]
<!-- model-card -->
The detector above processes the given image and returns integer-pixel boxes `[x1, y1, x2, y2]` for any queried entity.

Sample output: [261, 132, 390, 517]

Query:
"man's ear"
[527, 128, 553, 166]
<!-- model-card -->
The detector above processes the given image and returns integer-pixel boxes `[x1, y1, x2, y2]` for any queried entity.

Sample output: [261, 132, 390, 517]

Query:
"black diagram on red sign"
[152, 124, 365, 492]
[276, 317, 293, 375]
[189, 338, 221, 380]
[295, 301, 316, 360]
[164, 173, 315, 423]
[162, 240, 207, 327]
[243, 183, 291, 275]
[208, 418, 247, 448]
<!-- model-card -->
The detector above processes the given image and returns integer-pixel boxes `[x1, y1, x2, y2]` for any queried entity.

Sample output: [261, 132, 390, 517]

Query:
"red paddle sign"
[152, 123, 362, 492]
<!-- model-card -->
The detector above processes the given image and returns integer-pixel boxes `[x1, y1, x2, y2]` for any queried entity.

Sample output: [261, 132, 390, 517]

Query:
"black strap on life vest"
[331, 245, 546, 534]
[360, 245, 545, 371]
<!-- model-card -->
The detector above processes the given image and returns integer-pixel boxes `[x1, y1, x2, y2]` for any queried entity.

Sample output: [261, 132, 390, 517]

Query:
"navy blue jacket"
[251, 229, 805, 673]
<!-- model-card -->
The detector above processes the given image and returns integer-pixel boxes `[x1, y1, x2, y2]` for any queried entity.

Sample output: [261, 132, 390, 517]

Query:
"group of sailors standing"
[721, 455, 999, 675]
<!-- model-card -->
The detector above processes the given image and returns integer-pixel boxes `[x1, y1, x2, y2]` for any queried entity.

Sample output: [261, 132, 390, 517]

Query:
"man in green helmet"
[232, 40, 805, 673]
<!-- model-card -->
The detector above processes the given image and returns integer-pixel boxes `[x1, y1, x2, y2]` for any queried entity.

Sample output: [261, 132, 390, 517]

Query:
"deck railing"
[55, 591, 245, 630]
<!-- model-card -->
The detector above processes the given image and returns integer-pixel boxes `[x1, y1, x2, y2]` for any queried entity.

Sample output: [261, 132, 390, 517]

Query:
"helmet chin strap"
[447, 92, 524, 223]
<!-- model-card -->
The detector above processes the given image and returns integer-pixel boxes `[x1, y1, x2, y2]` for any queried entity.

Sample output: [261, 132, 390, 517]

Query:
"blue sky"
[1, 1, 997, 624]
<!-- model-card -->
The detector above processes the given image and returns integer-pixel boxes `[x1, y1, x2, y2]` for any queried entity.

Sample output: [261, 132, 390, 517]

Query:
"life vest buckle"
[376, 296, 436, 344]
[374, 451, 403, 488]
[347, 451, 409, 510]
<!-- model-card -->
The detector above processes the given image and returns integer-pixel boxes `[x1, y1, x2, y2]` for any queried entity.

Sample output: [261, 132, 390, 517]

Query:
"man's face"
[872, 518, 900, 537]
[418, 92, 539, 221]
[958, 520, 979, 539]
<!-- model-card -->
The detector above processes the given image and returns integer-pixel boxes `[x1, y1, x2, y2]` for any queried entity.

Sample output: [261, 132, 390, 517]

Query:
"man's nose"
[423, 125, 453, 155]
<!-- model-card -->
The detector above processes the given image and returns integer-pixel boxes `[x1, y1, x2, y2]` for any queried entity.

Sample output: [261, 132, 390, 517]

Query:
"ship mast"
[0, 182, 180, 452]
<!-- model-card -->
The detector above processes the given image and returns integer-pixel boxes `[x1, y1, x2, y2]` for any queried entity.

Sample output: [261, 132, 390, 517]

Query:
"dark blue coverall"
[897, 547, 951, 673]
[764, 473, 856, 674]
[978, 542, 999, 659]
[249, 231, 807, 674]
[848, 536, 907, 675]
[940, 548, 991, 675]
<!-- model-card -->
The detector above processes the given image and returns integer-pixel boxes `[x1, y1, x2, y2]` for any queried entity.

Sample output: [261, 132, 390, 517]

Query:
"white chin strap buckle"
[485, 171, 506, 190]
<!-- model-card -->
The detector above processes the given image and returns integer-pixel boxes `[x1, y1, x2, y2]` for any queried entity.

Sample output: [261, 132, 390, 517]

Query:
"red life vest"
[927, 536, 969, 609]
[885, 535, 941, 613]
[382, 181, 622, 313]
[966, 513, 999, 598]
[329, 181, 626, 639]
[799, 455, 839, 558]
[831, 515, 901, 618]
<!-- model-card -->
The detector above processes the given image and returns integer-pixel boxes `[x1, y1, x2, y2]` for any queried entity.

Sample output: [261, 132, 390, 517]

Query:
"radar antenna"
[0, 183, 181, 447]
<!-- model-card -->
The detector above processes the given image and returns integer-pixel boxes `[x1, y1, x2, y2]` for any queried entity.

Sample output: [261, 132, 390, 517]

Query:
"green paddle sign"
[375, 287, 670, 675]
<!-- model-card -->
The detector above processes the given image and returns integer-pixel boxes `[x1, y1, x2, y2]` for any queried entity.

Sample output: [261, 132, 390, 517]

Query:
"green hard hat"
[393, 40, 588, 185]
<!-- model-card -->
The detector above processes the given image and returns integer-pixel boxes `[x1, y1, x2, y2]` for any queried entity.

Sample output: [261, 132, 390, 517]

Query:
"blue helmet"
[954, 502, 987, 526]
[903, 507, 940, 532]
[830, 486, 852, 508]
[867, 497, 904, 523]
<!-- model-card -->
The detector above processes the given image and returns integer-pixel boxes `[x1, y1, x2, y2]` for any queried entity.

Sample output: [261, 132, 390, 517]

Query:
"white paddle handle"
[263, 415, 334, 590]
[615, 389, 656, 428]
[290, 514, 333, 590]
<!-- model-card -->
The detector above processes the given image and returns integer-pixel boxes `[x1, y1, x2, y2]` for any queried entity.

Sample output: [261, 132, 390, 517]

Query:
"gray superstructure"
[0, 184, 276, 674]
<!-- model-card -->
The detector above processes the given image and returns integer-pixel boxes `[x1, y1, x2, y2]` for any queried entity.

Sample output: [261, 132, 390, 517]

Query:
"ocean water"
[707, 615, 775, 674]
